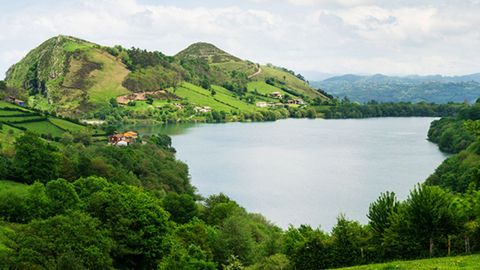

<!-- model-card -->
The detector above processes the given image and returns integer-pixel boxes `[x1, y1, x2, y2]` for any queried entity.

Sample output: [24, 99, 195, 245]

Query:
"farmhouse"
[288, 99, 305, 105]
[194, 106, 212, 113]
[109, 131, 138, 146]
[256, 102, 268, 108]
[270, 91, 283, 98]
[5, 96, 26, 107]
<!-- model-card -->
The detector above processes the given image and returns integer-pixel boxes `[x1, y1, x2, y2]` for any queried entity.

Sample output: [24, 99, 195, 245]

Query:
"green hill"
[2, 36, 327, 120]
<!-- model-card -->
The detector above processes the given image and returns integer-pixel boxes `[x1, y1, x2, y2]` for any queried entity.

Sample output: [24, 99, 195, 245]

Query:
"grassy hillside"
[3, 36, 328, 122]
[336, 254, 480, 270]
[4, 35, 131, 116]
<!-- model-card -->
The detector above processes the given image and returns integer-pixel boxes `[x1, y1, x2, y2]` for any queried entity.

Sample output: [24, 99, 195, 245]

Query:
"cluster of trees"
[325, 100, 465, 119]
[283, 184, 480, 269]
[0, 132, 192, 194]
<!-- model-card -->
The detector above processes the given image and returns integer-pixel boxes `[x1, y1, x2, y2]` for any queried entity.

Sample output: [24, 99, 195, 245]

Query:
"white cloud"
[0, 0, 480, 79]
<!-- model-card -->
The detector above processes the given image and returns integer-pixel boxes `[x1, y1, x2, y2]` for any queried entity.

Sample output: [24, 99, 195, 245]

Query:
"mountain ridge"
[1, 35, 326, 117]
[312, 73, 480, 103]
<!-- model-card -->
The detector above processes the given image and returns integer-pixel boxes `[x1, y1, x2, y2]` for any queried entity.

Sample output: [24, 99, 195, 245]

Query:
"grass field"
[48, 117, 86, 132]
[86, 49, 131, 104]
[173, 83, 236, 111]
[63, 40, 94, 52]
[254, 65, 325, 98]
[0, 180, 28, 195]
[337, 255, 480, 270]
[212, 61, 257, 74]
[0, 116, 44, 122]
[210, 85, 258, 112]
[14, 121, 65, 137]
[0, 101, 27, 109]
[247, 81, 291, 97]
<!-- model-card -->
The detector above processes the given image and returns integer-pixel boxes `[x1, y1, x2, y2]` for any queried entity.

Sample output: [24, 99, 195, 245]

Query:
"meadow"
[337, 254, 480, 270]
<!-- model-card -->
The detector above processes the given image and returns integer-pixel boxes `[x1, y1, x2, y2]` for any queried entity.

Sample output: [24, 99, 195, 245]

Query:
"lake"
[133, 118, 448, 231]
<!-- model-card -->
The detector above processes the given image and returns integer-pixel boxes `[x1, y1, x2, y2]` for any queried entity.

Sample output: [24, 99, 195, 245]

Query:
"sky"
[1, 0, 480, 80]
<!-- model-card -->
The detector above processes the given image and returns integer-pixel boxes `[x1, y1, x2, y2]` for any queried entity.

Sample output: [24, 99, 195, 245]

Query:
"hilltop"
[1, 35, 327, 120]
[312, 73, 480, 103]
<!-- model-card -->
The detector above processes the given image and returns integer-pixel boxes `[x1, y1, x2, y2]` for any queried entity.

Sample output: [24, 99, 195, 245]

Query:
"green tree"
[6, 211, 113, 269]
[385, 185, 460, 258]
[330, 215, 369, 267]
[368, 191, 398, 237]
[13, 132, 60, 184]
[85, 184, 171, 269]
[46, 179, 81, 214]
[163, 192, 199, 224]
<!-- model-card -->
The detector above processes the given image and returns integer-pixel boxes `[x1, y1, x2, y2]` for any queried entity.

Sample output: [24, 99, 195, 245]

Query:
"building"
[256, 102, 268, 108]
[288, 99, 305, 105]
[6, 96, 25, 107]
[194, 106, 212, 113]
[270, 92, 283, 98]
[108, 131, 138, 146]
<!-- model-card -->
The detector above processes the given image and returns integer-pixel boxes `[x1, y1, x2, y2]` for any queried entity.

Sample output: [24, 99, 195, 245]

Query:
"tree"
[6, 211, 113, 269]
[13, 132, 60, 184]
[330, 215, 369, 267]
[46, 179, 81, 214]
[384, 185, 460, 258]
[85, 184, 171, 269]
[368, 191, 398, 238]
[163, 192, 199, 224]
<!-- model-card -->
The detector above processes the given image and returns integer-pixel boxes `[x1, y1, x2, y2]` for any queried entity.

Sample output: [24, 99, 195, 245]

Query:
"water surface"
[134, 118, 447, 231]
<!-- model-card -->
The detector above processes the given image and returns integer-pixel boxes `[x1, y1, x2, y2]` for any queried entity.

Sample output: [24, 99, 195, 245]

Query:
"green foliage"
[384, 185, 460, 258]
[86, 184, 171, 269]
[162, 193, 199, 224]
[13, 132, 60, 184]
[45, 179, 81, 214]
[368, 192, 399, 238]
[123, 65, 181, 92]
[5, 211, 113, 269]
[428, 118, 475, 153]
[326, 101, 464, 119]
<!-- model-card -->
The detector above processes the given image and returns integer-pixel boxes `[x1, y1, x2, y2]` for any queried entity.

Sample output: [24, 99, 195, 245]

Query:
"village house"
[194, 106, 212, 113]
[288, 99, 305, 105]
[256, 102, 269, 108]
[270, 91, 283, 98]
[6, 96, 25, 107]
[108, 131, 138, 146]
[173, 103, 184, 110]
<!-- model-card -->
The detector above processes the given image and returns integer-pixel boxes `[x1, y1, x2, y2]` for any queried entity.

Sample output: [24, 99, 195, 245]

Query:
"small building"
[288, 99, 305, 105]
[173, 103, 184, 110]
[109, 131, 138, 146]
[14, 99, 26, 107]
[6, 96, 25, 107]
[256, 102, 268, 108]
[270, 92, 283, 98]
[194, 106, 212, 113]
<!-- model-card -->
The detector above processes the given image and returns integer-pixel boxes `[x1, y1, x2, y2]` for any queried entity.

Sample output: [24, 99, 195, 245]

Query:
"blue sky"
[1, 0, 480, 80]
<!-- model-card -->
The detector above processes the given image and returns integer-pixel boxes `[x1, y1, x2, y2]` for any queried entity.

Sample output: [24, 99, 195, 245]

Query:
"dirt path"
[248, 66, 262, 79]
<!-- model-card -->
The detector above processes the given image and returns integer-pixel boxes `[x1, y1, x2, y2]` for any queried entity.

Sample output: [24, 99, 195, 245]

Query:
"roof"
[123, 131, 138, 138]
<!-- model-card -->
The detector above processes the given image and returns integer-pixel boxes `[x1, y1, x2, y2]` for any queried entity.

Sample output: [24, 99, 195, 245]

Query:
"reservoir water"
[134, 118, 448, 231]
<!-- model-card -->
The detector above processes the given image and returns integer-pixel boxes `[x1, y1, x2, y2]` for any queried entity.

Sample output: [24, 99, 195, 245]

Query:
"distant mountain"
[2, 35, 327, 117]
[311, 74, 480, 103]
